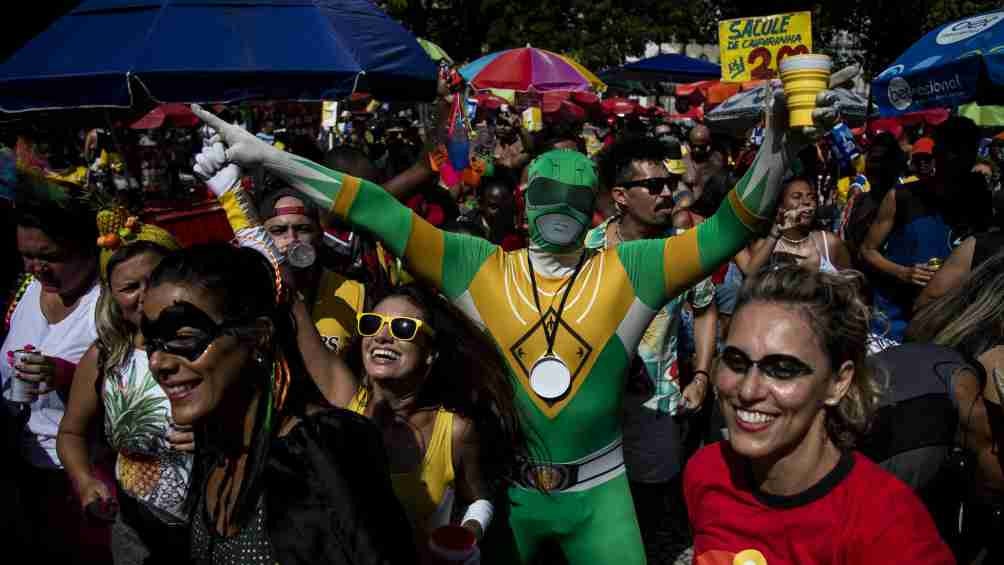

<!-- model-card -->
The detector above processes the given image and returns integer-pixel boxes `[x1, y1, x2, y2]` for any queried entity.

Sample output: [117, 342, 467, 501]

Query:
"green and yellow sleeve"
[243, 152, 496, 299]
[618, 149, 778, 310]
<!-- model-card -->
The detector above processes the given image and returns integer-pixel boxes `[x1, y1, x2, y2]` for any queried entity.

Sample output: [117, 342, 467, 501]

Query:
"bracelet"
[462, 499, 494, 534]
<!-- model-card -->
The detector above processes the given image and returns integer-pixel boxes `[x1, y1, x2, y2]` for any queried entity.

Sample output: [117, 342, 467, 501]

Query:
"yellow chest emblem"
[468, 249, 636, 418]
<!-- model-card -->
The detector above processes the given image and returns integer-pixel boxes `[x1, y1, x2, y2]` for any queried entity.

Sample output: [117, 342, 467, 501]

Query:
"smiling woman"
[141, 243, 414, 564]
[684, 265, 954, 564]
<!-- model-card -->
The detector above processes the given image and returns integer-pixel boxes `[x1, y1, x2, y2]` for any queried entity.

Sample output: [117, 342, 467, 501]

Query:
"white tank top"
[1, 279, 99, 468]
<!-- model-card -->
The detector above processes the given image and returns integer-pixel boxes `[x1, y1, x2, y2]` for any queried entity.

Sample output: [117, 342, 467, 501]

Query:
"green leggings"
[508, 473, 645, 564]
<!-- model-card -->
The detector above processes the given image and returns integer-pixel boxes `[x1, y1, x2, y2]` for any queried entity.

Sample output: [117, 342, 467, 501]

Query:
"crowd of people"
[3, 67, 1004, 565]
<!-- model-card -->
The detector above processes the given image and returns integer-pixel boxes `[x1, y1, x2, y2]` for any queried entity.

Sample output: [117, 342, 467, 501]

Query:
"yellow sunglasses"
[356, 312, 435, 341]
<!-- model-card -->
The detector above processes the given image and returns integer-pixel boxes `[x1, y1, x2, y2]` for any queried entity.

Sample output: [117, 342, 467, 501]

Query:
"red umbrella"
[541, 91, 570, 114]
[601, 97, 638, 116]
[130, 104, 199, 129]
[472, 92, 508, 110]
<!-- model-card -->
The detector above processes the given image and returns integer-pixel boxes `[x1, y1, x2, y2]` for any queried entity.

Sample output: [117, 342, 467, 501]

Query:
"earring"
[254, 352, 265, 365]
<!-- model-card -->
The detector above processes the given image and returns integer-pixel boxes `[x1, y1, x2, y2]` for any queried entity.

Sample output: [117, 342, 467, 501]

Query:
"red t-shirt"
[684, 443, 955, 565]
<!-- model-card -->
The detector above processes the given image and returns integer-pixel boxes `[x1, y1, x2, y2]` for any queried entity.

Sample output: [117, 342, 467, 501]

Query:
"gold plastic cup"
[779, 54, 832, 128]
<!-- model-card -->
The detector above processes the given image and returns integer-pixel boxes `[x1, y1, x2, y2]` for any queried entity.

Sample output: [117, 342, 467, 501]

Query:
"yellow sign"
[719, 11, 812, 82]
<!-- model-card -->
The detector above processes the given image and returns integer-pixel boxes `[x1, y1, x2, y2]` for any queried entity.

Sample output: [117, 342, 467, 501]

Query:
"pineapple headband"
[96, 207, 179, 280]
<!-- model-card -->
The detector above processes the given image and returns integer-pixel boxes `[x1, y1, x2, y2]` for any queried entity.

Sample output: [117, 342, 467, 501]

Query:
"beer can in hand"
[9, 349, 39, 404]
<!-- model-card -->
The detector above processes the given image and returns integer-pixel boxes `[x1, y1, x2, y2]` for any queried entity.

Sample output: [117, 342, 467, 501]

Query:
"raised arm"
[619, 88, 834, 305]
[191, 105, 497, 301]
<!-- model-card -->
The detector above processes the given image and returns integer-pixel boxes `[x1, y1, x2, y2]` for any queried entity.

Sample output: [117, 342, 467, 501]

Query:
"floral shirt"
[585, 218, 715, 414]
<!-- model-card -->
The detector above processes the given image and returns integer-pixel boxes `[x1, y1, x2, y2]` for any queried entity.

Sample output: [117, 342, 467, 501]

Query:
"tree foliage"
[382, 0, 1003, 77]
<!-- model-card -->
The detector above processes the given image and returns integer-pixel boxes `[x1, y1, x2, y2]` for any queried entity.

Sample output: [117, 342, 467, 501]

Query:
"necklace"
[614, 217, 625, 244]
[526, 251, 587, 399]
[781, 232, 810, 245]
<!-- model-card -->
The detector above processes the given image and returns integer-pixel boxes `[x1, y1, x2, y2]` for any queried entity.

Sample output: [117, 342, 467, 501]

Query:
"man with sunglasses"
[192, 83, 837, 564]
[587, 136, 717, 563]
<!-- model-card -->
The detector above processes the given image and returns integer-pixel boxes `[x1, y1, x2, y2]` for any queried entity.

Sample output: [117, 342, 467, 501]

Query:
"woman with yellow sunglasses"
[295, 284, 527, 557]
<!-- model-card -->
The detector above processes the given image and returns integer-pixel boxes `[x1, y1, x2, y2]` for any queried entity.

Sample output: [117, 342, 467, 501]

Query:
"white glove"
[190, 104, 279, 169]
[194, 140, 241, 197]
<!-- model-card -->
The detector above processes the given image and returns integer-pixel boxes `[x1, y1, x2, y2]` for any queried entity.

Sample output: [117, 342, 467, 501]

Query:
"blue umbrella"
[872, 9, 1004, 116]
[599, 53, 720, 84]
[0, 0, 437, 112]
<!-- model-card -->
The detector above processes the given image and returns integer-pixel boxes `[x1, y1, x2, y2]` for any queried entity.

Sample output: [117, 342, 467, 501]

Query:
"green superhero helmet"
[525, 149, 598, 253]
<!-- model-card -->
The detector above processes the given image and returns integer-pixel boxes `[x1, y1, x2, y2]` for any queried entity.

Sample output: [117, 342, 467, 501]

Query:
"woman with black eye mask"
[140, 243, 414, 565]
[684, 265, 953, 564]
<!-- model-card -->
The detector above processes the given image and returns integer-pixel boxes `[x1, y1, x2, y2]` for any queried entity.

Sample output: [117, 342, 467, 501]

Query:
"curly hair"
[736, 265, 882, 448]
[345, 283, 533, 495]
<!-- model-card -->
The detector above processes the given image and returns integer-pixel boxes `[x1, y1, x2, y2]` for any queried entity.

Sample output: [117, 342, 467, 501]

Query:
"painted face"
[17, 226, 94, 295]
[781, 180, 818, 228]
[142, 283, 255, 426]
[361, 295, 434, 384]
[264, 196, 319, 254]
[716, 301, 849, 462]
[614, 160, 680, 229]
[109, 251, 163, 328]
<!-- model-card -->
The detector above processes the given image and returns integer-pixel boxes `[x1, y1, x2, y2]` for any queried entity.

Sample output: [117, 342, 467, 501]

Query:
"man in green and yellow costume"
[191, 85, 834, 564]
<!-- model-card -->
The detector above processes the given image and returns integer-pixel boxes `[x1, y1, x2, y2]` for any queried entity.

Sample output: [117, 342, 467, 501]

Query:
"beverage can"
[829, 123, 860, 167]
[9, 349, 39, 404]
[286, 241, 317, 269]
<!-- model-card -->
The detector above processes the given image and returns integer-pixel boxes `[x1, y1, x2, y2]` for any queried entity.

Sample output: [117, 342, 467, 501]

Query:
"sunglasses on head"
[720, 346, 815, 381]
[357, 313, 435, 341]
[141, 302, 252, 362]
[620, 176, 680, 196]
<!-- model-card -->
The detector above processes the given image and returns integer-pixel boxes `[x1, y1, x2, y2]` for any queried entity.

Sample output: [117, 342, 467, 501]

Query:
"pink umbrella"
[130, 104, 199, 129]
[459, 47, 604, 93]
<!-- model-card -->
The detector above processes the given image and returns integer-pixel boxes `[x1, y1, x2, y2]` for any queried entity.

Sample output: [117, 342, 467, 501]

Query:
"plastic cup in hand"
[9, 349, 39, 404]
[779, 54, 832, 128]
[429, 525, 480, 564]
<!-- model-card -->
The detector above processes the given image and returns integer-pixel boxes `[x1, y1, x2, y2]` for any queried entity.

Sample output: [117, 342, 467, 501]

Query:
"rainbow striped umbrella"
[460, 47, 605, 93]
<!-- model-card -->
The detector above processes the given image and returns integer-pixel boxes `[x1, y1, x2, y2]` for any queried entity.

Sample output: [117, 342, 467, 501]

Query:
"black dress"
[192, 408, 416, 565]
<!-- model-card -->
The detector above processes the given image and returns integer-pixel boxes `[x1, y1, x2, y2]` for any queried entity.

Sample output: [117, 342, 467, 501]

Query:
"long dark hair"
[148, 243, 322, 529]
[346, 283, 531, 495]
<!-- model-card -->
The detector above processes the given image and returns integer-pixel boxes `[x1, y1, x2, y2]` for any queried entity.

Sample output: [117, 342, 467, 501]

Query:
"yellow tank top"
[347, 388, 455, 534]
[311, 269, 365, 353]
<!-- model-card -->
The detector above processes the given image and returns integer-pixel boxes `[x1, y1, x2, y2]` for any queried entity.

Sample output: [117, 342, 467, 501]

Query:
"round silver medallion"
[529, 355, 571, 399]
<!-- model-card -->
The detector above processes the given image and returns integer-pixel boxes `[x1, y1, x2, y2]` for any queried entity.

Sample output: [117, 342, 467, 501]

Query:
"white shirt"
[2, 279, 99, 468]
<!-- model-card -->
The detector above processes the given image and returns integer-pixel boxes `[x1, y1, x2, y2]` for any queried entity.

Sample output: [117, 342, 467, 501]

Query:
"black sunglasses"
[141, 303, 252, 362]
[720, 346, 815, 381]
[620, 176, 680, 196]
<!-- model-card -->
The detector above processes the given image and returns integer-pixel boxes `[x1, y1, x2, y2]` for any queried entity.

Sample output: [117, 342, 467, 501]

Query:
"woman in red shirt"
[685, 265, 954, 565]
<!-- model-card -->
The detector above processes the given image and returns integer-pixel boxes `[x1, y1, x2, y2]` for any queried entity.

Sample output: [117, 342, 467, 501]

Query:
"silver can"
[9, 349, 39, 404]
